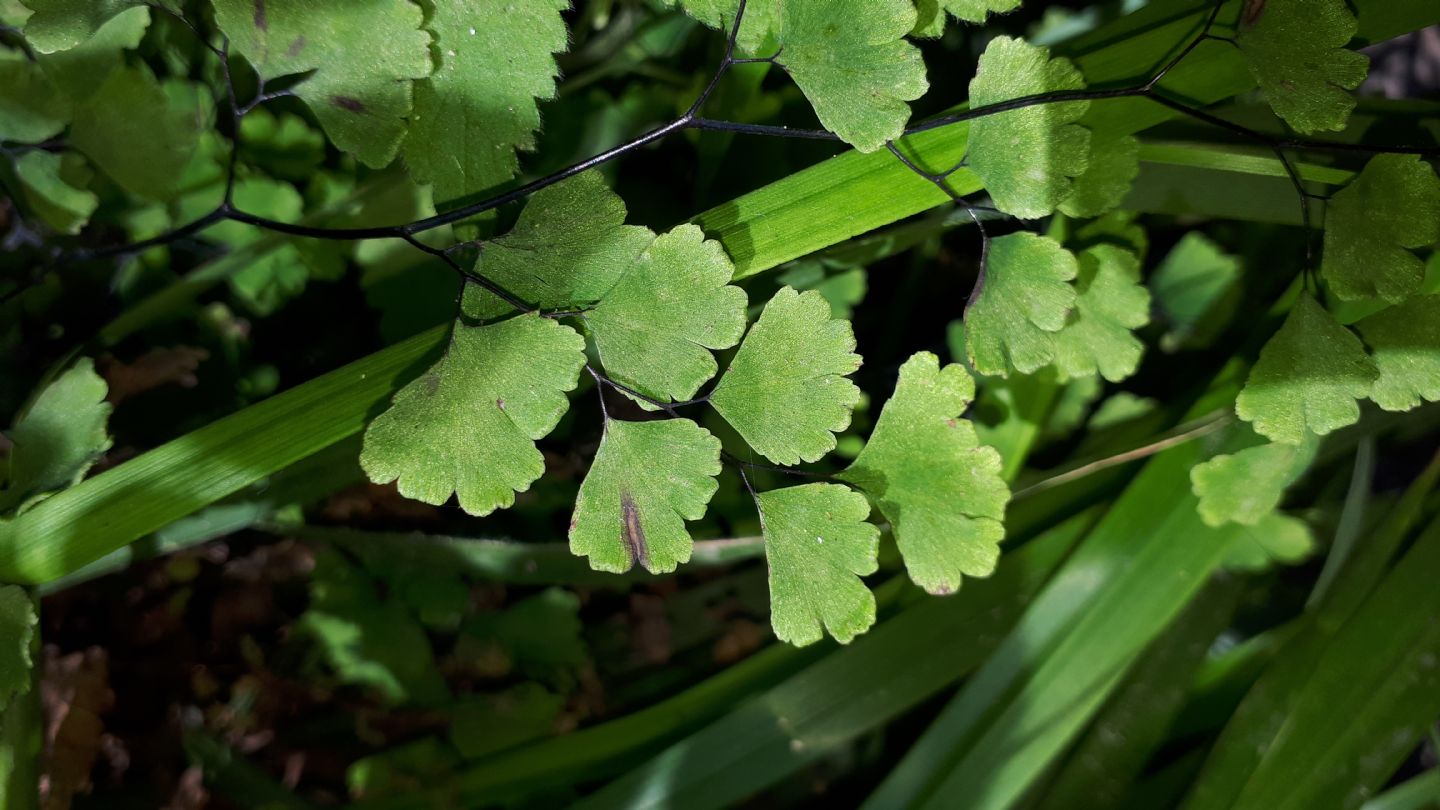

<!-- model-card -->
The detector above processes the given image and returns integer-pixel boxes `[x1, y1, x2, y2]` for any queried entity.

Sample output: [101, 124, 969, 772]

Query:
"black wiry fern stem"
[24, 0, 1440, 297]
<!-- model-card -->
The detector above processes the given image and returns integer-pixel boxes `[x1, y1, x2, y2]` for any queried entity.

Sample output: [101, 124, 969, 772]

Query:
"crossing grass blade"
[0, 328, 445, 584]
[1168, 621, 1300, 741]
[35, 437, 365, 596]
[859, 360, 1250, 810]
[1202, 514, 1440, 810]
[1182, 451, 1440, 810]
[288, 524, 765, 587]
[901, 450, 1247, 810]
[1360, 771, 1440, 810]
[1031, 575, 1247, 810]
[561, 512, 1098, 810]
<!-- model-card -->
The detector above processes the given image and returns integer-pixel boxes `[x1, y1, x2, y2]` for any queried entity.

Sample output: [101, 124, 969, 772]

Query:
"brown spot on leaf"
[496, 397, 506, 411]
[252, 0, 267, 31]
[332, 95, 365, 113]
[932, 583, 955, 596]
[286, 35, 306, 58]
[621, 492, 650, 572]
[422, 373, 441, 395]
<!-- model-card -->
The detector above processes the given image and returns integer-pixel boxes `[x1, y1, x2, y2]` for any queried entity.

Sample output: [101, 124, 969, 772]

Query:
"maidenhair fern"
[0, 360, 112, 515]
[838, 353, 1009, 596]
[570, 418, 724, 575]
[1234, 0, 1369, 134]
[966, 36, 1091, 218]
[1356, 294, 1440, 412]
[1321, 154, 1440, 303]
[1191, 430, 1319, 528]
[0, 584, 36, 713]
[963, 232, 1079, 376]
[211, 0, 436, 168]
[0, 360, 107, 711]
[1235, 295, 1379, 445]
[708, 286, 863, 465]
[360, 313, 588, 517]
[1, 0, 1438, 663]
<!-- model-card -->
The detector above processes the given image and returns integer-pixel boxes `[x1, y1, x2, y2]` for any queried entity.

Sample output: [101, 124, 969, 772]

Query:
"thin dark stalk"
[723, 452, 833, 481]
[590, 372, 709, 415]
[735, 463, 760, 504]
[586, 365, 612, 422]
[885, 140, 993, 301]
[884, 142, 991, 240]
[688, 118, 840, 140]
[69, 207, 230, 261]
[405, 234, 535, 313]
[217, 38, 243, 206]
[685, 0, 748, 117]
[42, 0, 1437, 272]
[0, 23, 36, 60]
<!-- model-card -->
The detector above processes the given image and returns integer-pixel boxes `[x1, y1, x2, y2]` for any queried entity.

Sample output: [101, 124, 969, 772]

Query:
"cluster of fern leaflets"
[331, 0, 1437, 647]
[1, 1, 1439, 787]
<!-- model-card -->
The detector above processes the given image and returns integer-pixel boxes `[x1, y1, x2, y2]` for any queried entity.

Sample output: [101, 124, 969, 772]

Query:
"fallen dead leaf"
[629, 594, 672, 666]
[40, 646, 115, 810]
[162, 766, 208, 810]
[321, 482, 443, 524]
[99, 346, 210, 406]
[713, 618, 766, 664]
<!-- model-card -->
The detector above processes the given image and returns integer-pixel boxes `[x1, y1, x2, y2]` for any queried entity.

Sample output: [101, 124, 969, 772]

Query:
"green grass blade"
[912, 453, 1247, 810]
[1120, 749, 1210, 810]
[565, 512, 1097, 810]
[862, 363, 1250, 810]
[1169, 621, 1300, 741]
[1033, 575, 1247, 810]
[353, 633, 826, 809]
[1183, 453, 1440, 810]
[1217, 516, 1440, 810]
[1126, 142, 1353, 226]
[0, 693, 40, 810]
[1138, 141, 1356, 186]
[1309, 439, 1378, 608]
[1312, 450, 1440, 624]
[1361, 771, 1440, 810]
[290, 524, 764, 587]
[0, 329, 445, 584]
[37, 437, 364, 596]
